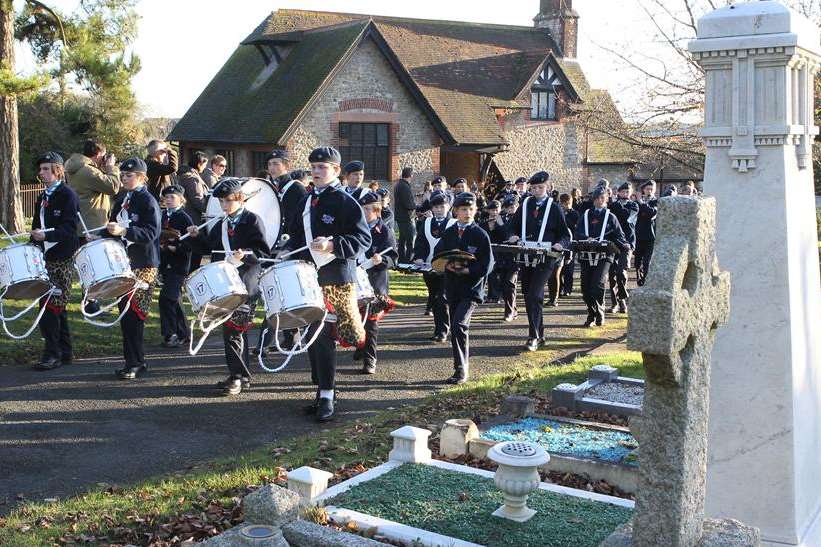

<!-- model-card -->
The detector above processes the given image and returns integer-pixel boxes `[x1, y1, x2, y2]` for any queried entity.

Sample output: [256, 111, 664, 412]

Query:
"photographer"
[145, 139, 179, 200]
[65, 139, 120, 235]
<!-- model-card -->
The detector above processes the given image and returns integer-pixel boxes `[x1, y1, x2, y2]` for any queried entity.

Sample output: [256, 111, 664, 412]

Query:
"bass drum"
[205, 177, 281, 248]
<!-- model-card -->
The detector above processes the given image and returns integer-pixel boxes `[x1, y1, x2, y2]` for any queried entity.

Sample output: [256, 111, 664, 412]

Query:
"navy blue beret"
[265, 149, 290, 163]
[161, 184, 185, 196]
[528, 171, 550, 185]
[618, 182, 631, 192]
[502, 195, 519, 206]
[432, 176, 447, 185]
[592, 187, 607, 199]
[309, 146, 341, 165]
[212, 177, 244, 198]
[452, 178, 468, 187]
[120, 157, 147, 173]
[344, 160, 365, 174]
[485, 200, 501, 210]
[37, 151, 63, 166]
[515, 177, 528, 184]
[452, 192, 477, 208]
[429, 192, 448, 207]
[359, 192, 380, 206]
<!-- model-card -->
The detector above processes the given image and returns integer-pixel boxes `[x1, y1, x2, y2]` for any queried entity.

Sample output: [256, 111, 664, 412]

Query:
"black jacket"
[278, 179, 307, 246]
[412, 216, 454, 263]
[344, 186, 369, 201]
[285, 182, 372, 286]
[479, 217, 515, 268]
[609, 198, 639, 247]
[393, 179, 416, 223]
[363, 218, 398, 295]
[160, 207, 193, 276]
[563, 207, 580, 240]
[574, 207, 630, 263]
[381, 207, 394, 230]
[635, 197, 658, 242]
[31, 182, 80, 261]
[107, 186, 161, 269]
[510, 196, 570, 249]
[193, 209, 271, 297]
[434, 222, 493, 304]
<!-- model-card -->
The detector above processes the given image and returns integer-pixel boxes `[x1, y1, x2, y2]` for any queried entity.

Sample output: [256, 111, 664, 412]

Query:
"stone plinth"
[500, 395, 536, 418]
[388, 426, 432, 463]
[287, 466, 334, 505]
[439, 419, 479, 458]
[689, 3, 821, 544]
[600, 518, 760, 547]
[199, 524, 288, 547]
[242, 484, 300, 527]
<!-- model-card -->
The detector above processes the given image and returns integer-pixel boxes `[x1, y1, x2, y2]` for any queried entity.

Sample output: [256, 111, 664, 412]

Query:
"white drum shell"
[0, 243, 51, 300]
[184, 261, 248, 322]
[355, 266, 374, 304]
[205, 178, 281, 248]
[259, 260, 325, 330]
[73, 239, 136, 300]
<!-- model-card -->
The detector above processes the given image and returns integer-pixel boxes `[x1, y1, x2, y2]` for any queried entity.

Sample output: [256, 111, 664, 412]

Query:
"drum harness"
[519, 196, 554, 267]
[580, 208, 612, 267]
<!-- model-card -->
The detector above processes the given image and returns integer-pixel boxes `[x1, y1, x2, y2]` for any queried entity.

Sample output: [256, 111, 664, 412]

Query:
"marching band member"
[343, 161, 369, 200]
[634, 180, 658, 286]
[514, 177, 529, 198]
[31, 152, 80, 371]
[607, 182, 638, 313]
[376, 188, 394, 229]
[356, 192, 398, 374]
[267, 150, 306, 242]
[559, 193, 579, 296]
[575, 187, 630, 327]
[158, 185, 193, 348]
[413, 192, 456, 342]
[479, 200, 517, 321]
[433, 192, 493, 384]
[508, 171, 569, 352]
[502, 194, 519, 220]
[100, 158, 161, 380]
[282, 146, 371, 422]
[186, 178, 271, 395]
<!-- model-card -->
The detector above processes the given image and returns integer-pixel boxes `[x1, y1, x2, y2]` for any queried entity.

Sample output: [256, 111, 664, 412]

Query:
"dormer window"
[531, 65, 559, 121]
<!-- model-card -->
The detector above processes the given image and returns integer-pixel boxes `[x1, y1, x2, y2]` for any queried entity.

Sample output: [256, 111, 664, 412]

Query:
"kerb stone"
[282, 520, 388, 546]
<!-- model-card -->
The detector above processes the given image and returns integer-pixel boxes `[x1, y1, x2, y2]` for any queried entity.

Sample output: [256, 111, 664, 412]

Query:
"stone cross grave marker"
[625, 196, 739, 546]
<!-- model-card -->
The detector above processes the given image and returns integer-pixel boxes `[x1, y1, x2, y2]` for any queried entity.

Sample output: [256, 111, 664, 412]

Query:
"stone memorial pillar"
[688, 3, 821, 545]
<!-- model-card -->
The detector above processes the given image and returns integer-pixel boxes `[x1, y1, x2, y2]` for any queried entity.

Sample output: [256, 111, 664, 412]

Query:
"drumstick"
[278, 236, 334, 260]
[0, 224, 13, 242]
[76, 212, 91, 235]
[179, 216, 223, 241]
[10, 228, 55, 238]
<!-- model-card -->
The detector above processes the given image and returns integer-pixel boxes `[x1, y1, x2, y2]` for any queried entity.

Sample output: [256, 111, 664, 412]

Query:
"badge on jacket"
[321, 214, 335, 224]
[52, 209, 61, 217]
[468, 246, 478, 254]
[130, 213, 140, 222]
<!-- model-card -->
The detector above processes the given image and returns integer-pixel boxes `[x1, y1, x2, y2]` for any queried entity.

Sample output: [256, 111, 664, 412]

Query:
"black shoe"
[303, 393, 320, 415]
[316, 397, 334, 422]
[215, 376, 244, 389]
[362, 362, 376, 375]
[583, 315, 595, 328]
[595, 312, 604, 327]
[33, 356, 62, 371]
[504, 314, 515, 322]
[424, 309, 433, 316]
[525, 338, 540, 352]
[162, 334, 180, 348]
[221, 378, 242, 396]
[117, 363, 147, 380]
[432, 334, 447, 343]
[618, 301, 628, 314]
[241, 377, 251, 389]
[548, 299, 558, 307]
[608, 304, 619, 314]
[84, 300, 101, 315]
[446, 372, 467, 385]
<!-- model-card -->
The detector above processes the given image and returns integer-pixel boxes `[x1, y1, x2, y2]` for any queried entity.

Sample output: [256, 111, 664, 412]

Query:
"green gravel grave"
[327, 463, 632, 547]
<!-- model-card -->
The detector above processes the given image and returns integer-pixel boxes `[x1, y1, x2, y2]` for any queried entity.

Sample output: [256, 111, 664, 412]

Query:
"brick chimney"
[534, 0, 579, 59]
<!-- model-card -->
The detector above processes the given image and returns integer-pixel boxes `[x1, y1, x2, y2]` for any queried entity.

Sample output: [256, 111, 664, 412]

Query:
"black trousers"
[307, 320, 337, 390]
[39, 308, 71, 361]
[363, 317, 379, 367]
[423, 272, 449, 337]
[608, 251, 631, 306]
[448, 299, 477, 376]
[397, 220, 416, 263]
[634, 240, 654, 286]
[520, 258, 559, 340]
[561, 255, 575, 295]
[159, 272, 188, 339]
[498, 267, 518, 317]
[120, 307, 146, 367]
[580, 259, 612, 318]
[547, 261, 563, 301]
[223, 326, 252, 379]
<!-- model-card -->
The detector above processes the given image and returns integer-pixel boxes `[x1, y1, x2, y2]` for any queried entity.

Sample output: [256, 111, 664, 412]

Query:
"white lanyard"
[520, 196, 553, 243]
[302, 187, 335, 268]
[280, 180, 296, 199]
[116, 194, 133, 248]
[424, 217, 456, 263]
[583, 209, 611, 241]
[221, 216, 233, 254]
[39, 190, 57, 253]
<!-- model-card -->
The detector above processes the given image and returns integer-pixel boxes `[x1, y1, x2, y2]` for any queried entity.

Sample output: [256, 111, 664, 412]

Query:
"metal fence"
[20, 183, 45, 218]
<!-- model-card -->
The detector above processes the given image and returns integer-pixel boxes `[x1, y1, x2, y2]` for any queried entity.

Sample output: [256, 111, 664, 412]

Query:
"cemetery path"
[0, 294, 625, 513]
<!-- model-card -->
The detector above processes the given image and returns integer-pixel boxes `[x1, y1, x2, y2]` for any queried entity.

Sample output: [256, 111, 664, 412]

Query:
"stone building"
[169, 1, 636, 192]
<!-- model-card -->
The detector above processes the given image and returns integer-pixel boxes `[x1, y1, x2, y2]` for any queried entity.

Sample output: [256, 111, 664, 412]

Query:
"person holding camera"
[65, 139, 121, 235]
[145, 140, 179, 200]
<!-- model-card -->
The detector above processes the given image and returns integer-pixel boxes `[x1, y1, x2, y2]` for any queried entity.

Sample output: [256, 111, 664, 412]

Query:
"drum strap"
[424, 217, 457, 264]
[280, 180, 297, 198]
[583, 209, 611, 241]
[302, 191, 335, 268]
[520, 197, 553, 244]
[39, 199, 57, 253]
[221, 217, 232, 254]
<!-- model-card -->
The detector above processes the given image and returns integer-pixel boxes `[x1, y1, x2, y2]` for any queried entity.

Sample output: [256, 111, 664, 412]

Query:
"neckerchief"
[41, 181, 62, 209]
[226, 207, 244, 237]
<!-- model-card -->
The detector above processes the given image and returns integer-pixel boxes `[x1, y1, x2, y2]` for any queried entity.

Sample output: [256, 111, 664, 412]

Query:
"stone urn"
[487, 441, 549, 523]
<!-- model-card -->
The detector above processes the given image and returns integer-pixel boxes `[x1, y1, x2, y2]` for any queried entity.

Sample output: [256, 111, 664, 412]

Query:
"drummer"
[281, 146, 371, 422]
[30, 152, 80, 371]
[97, 157, 161, 380]
[267, 150, 305, 245]
[355, 192, 398, 374]
[186, 178, 271, 395]
[432, 192, 493, 384]
[342, 161, 369, 200]
[508, 171, 569, 352]
[158, 185, 193, 348]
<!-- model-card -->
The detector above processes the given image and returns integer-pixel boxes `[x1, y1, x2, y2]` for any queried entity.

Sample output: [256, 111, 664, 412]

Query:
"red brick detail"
[390, 124, 400, 180]
[431, 148, 441, 174]
[338, 98, 394, 113]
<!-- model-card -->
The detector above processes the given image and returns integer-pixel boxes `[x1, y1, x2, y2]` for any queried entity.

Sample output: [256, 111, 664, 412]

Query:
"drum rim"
[85, 273, 137, 289]
[0, 242, 46, 253]
[73, 237, 127, 260]
[258, 259, 316, 278]
[265, 302, 326, 318]
[183, 260, 241, 285]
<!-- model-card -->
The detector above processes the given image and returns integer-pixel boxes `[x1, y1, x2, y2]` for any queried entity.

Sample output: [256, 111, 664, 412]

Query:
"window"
[530, 64, 560, 121]
[338, 122, 391, 180]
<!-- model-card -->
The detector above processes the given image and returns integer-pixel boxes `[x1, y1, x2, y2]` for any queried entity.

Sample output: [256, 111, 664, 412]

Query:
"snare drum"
[354, 266, 374, 305]
[73, 239, 136, 300]
[259, 260, 325, 330]
[184, 261, 248, 323]
[0, 243, 51, 300]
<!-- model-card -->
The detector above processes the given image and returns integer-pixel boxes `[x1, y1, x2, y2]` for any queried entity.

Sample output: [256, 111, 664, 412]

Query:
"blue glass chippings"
[482, 418, 638, 466]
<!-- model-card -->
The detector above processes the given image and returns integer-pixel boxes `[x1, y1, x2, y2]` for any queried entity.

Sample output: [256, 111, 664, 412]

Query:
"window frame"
[338, 122, 391, 181]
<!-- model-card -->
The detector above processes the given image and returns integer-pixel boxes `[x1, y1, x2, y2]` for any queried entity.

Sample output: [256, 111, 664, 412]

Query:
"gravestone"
[602, 196, 758, 546]
[688, 3, 821, 544]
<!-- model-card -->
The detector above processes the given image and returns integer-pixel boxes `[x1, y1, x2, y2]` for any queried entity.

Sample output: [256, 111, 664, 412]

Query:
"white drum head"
[205, 178, 281, 249]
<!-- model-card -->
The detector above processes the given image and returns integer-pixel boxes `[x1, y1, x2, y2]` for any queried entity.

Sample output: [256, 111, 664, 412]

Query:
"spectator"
[202, 155, 227, 188]
[178, 151, 209, 225]
[394, 166, 417, 262]
[65, 139, 120, 233]
[145, 140, 179, 200]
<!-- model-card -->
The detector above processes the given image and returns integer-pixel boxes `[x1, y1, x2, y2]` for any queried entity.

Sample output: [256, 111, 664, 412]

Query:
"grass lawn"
[0, 350, 642, 546]
[0, 271, 426, 366]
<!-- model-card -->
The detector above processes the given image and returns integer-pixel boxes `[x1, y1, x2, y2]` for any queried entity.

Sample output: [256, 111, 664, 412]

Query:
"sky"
[15, 0, 657, 118]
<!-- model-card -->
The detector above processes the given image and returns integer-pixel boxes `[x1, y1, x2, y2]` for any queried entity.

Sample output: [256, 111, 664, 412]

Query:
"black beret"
[595, 178, 610, 189]
[161, 184, 185, 197]
[375, 188, 389, 198]
[432, 176, 447, 185]
[515, 177, 528, 184]
[343, 161, 365, 174]
[359, 192, 380, 206]
[485, 200, 501, 210]
[309, 146, 341, 165]
[452, 178, 467, 187]
[618, 182, 631, 192]
[452, 192, 477, 208]
[36, 151, 63, 166]
[265, 149, 290, 163]
[640, 180, 656, 190]
[212, 177, 244, 198]
[504, 180, 514, 185]
[502, 195, 519, 206]
[429, 192, 448, 207]
[592, 186, 608, 199]
[289, 169, 308, 180]
[120, 157, 147, 173]
[528, 171, 550, 185]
